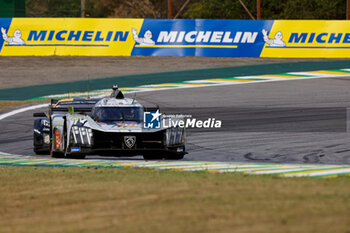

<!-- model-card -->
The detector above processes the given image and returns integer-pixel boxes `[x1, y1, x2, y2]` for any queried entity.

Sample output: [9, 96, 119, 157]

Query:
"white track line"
[282, 168, 350, 177]
[0, 103, 49, 121]
[0, 103, 49, 155]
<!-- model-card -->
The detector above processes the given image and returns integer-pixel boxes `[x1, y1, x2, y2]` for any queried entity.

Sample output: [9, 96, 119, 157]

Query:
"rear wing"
[50, 98, 100, 114]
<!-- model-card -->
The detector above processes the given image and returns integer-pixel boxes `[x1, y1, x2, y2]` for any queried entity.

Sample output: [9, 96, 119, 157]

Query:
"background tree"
[26, 0, 80, 17]
[184, 0, 346, 19]
[26, 0, 189, 18]
[26, 0, 347, 19]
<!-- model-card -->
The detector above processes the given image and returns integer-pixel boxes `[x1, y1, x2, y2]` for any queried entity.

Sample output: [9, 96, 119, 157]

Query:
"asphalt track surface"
[2, 76, 350, 165]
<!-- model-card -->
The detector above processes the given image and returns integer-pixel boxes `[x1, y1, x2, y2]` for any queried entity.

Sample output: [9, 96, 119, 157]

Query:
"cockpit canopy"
[91, 106, 143, 123]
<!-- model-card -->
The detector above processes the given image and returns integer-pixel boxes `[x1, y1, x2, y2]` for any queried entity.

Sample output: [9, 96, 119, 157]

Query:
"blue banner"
[0, 18, 13, 54]
[131, 19, 274, 57]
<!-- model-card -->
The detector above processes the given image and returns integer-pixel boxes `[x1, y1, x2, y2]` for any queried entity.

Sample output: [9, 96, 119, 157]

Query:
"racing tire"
[72, 154, 86, 159]
[143, 153, 163, 160]
[163, 153, 185, 160]
[64, 153, 86, 159]
[51, 151, 64, 158]
[34, 148, 50, 155]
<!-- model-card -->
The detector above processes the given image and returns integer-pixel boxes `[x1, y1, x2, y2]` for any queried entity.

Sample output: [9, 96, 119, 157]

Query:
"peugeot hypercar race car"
[33, 86, 186, 160]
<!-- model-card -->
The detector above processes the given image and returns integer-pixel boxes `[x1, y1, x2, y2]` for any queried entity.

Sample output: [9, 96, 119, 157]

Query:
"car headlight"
[71, 126, 93, 146]
[44, 134, 50, 144]
[73, 126, 79, 135]
[43, 120, 50, 127]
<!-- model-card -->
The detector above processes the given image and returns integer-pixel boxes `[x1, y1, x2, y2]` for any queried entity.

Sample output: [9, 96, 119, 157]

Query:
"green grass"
[0, 166, 349, 233]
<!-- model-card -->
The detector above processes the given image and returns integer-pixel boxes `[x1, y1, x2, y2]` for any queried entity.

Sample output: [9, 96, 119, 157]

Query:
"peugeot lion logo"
[124, 136, 136, 149]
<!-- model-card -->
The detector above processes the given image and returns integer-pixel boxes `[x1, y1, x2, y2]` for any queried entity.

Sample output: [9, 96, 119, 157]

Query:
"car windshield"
[92, 107, 142, 123]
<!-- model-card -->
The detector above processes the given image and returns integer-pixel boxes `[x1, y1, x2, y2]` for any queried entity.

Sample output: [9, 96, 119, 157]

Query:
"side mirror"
[68, 105, 74, 114]
[33, 112, 47, 117]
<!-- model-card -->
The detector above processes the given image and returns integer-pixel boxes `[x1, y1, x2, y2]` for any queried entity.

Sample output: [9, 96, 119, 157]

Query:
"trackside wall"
[1, 18, 350, 57]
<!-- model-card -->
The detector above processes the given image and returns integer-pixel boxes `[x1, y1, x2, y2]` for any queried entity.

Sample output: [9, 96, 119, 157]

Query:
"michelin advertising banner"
[1, 18, 350, 57]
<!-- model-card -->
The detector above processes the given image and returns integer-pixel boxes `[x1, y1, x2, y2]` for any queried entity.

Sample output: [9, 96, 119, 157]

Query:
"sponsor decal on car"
[71, 147, 81, 152]
[124, 136, 136, 149]
[55, 129, 61, 150]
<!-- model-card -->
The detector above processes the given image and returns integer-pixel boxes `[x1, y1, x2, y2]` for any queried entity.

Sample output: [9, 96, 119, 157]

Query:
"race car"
[33, 85, 186, 160]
